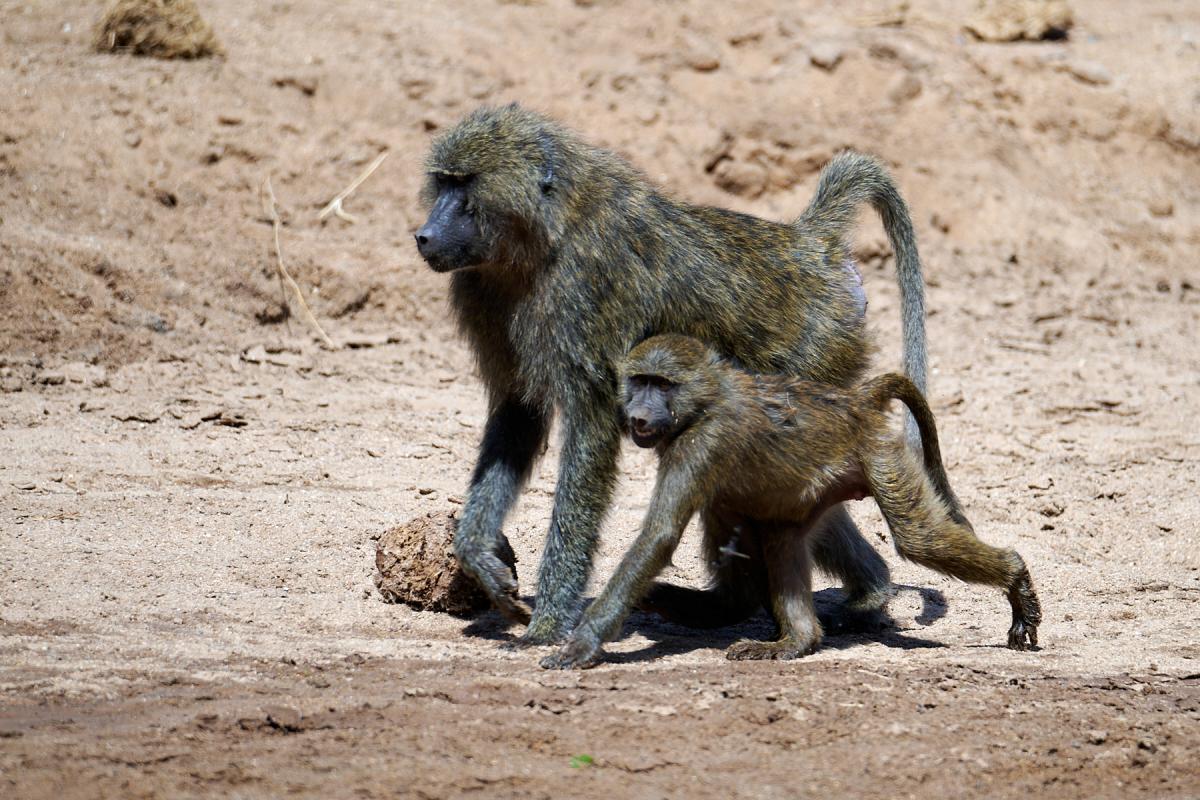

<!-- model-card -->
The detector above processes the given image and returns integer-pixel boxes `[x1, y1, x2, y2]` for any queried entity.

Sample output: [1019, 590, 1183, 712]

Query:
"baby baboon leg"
[642, 508, 764, 628]
[866, 447, 1041, 649]
[810, 504, 892, 621]
[726, 526, 822, 661]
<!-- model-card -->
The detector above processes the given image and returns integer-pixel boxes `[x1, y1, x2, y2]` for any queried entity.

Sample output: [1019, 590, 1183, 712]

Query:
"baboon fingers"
[458, 549, 529, 624]
[539, 625, 604, 669]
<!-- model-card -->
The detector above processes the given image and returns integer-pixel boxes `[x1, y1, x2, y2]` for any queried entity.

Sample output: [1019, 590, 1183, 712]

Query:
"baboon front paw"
[539, 633, 603, 670]
[725, 637, 819, 661]
[496, 594, 533, 626]
[460, 550, 528, 624]
[515, 615, 570, 647]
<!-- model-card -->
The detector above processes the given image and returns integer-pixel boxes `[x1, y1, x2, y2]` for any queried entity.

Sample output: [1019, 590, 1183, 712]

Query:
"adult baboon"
[416, 104, 927, 643]
[541, 334, 1041, 668]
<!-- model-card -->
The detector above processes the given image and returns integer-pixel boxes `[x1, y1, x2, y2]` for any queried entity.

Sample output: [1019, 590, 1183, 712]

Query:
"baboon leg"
[809, 504, 892, 624]
[523, 408, 623, 645]
[866, 447, 1042, 650]
[454, 397, 549, 625]
[640, 509, 764, 628]
[727, 525, 822, 660]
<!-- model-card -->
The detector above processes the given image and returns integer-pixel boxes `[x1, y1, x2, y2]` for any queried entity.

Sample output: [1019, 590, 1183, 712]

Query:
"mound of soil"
[374, 510, 517, 617]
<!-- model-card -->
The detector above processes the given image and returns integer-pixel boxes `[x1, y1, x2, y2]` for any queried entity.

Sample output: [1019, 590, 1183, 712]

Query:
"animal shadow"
[611, 584, 949, 664]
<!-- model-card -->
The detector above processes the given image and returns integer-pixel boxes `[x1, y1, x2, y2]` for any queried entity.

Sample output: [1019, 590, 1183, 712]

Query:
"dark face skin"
[415, 176, 487, 272]
[623, 375, 677, 448]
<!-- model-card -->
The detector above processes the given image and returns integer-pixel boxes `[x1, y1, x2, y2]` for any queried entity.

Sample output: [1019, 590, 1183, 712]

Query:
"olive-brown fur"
[420, 104, 928, 643]
[541, 335, 1041, 668]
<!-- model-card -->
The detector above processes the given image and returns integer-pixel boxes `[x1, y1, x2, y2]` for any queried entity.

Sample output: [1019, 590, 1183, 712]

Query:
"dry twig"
[260, 176, 335, 349]
[317, 151, 389, 223]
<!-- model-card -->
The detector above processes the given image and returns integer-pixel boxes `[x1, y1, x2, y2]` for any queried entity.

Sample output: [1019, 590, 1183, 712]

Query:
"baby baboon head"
[619, 334, 724, 448]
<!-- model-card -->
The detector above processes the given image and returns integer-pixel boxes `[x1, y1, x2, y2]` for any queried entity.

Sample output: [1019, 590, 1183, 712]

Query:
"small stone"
[1039, 502, 1064, 518]
[60, 362, 107, 386]
[682, 36, 721, 72]
[1064, 60, 1112, 86]
[112, 409, 161, 424]
[263, 705, 303, 732]
[712, 159, 768, 198]
[39, 372, 66, 386]
[888, 73, 922, 104]
[809, 42, 845, 71]
[1148, 199, 1174, 218]
[1087, 730, 1108, 745]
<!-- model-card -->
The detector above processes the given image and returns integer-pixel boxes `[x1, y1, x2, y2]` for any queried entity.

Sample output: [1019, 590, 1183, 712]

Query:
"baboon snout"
[626, 405, 665, 447]
[628, 410, 652, 433]
[415, 184, 483, 271]
[414, 226, 438, 258]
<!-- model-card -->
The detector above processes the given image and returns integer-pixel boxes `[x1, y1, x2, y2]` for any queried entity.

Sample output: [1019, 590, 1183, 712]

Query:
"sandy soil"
[2, 1, 1199, 797]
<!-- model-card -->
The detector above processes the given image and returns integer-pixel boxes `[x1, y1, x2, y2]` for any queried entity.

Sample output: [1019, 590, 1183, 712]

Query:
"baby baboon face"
[620, 334, 721, 448]
[623, 373, 678, 447]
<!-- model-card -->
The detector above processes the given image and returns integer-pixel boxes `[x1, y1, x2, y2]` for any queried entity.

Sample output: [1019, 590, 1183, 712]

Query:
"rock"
[888, 73, 923, 104]
[966, 0, 1073, 42]
[1063, 60, 1112, 86]
[112, 408, 161, 423]
[809, 42, 845, 71]
[682, 35, 721, 72]
[712, 159, 768, 198]
[60, 362, 108, 387]
[1087, 730, 1108, 745]
[374, 510, 518, 617]
[263, 705, 303, 732]
[1147, 199, 1174, 218]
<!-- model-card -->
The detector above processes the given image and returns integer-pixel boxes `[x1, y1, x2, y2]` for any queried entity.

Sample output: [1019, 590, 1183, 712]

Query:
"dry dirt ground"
[2, 1, 1199, 797]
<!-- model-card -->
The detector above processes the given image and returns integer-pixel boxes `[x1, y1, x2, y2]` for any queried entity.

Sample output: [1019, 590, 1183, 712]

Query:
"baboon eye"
[632, 374, 675, 391]
[434, 172, 474, 189]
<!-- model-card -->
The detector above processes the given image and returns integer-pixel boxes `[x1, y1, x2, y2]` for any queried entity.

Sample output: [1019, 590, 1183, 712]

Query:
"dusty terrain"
[2, 1, 1199, 797]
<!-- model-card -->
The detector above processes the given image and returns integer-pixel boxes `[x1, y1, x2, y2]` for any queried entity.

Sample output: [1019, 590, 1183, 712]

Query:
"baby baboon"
[541, 334, 1041, 669]
[417, 103, 928, 644]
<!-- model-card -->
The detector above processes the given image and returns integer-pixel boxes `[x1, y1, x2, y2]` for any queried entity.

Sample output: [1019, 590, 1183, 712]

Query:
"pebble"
[809, 41, 845, 71]
[1147, 199, 1174, 218]
[888, 73, 923, 104]
[1065, 60, 1112, 86]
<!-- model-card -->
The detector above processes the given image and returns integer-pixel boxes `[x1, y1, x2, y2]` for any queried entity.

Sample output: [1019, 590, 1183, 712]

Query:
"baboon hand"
[459, 548, 531, 625]
[539, 626, 604, 669]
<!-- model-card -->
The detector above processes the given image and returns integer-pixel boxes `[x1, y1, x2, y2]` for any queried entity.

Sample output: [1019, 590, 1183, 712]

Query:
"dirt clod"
[374, 511, 517, 617]
[94, 0, 223, 59]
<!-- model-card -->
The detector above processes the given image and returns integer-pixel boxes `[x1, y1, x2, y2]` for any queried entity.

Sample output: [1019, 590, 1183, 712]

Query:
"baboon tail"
[865, 374, 972, 530]
[800, 153, 927, 447]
